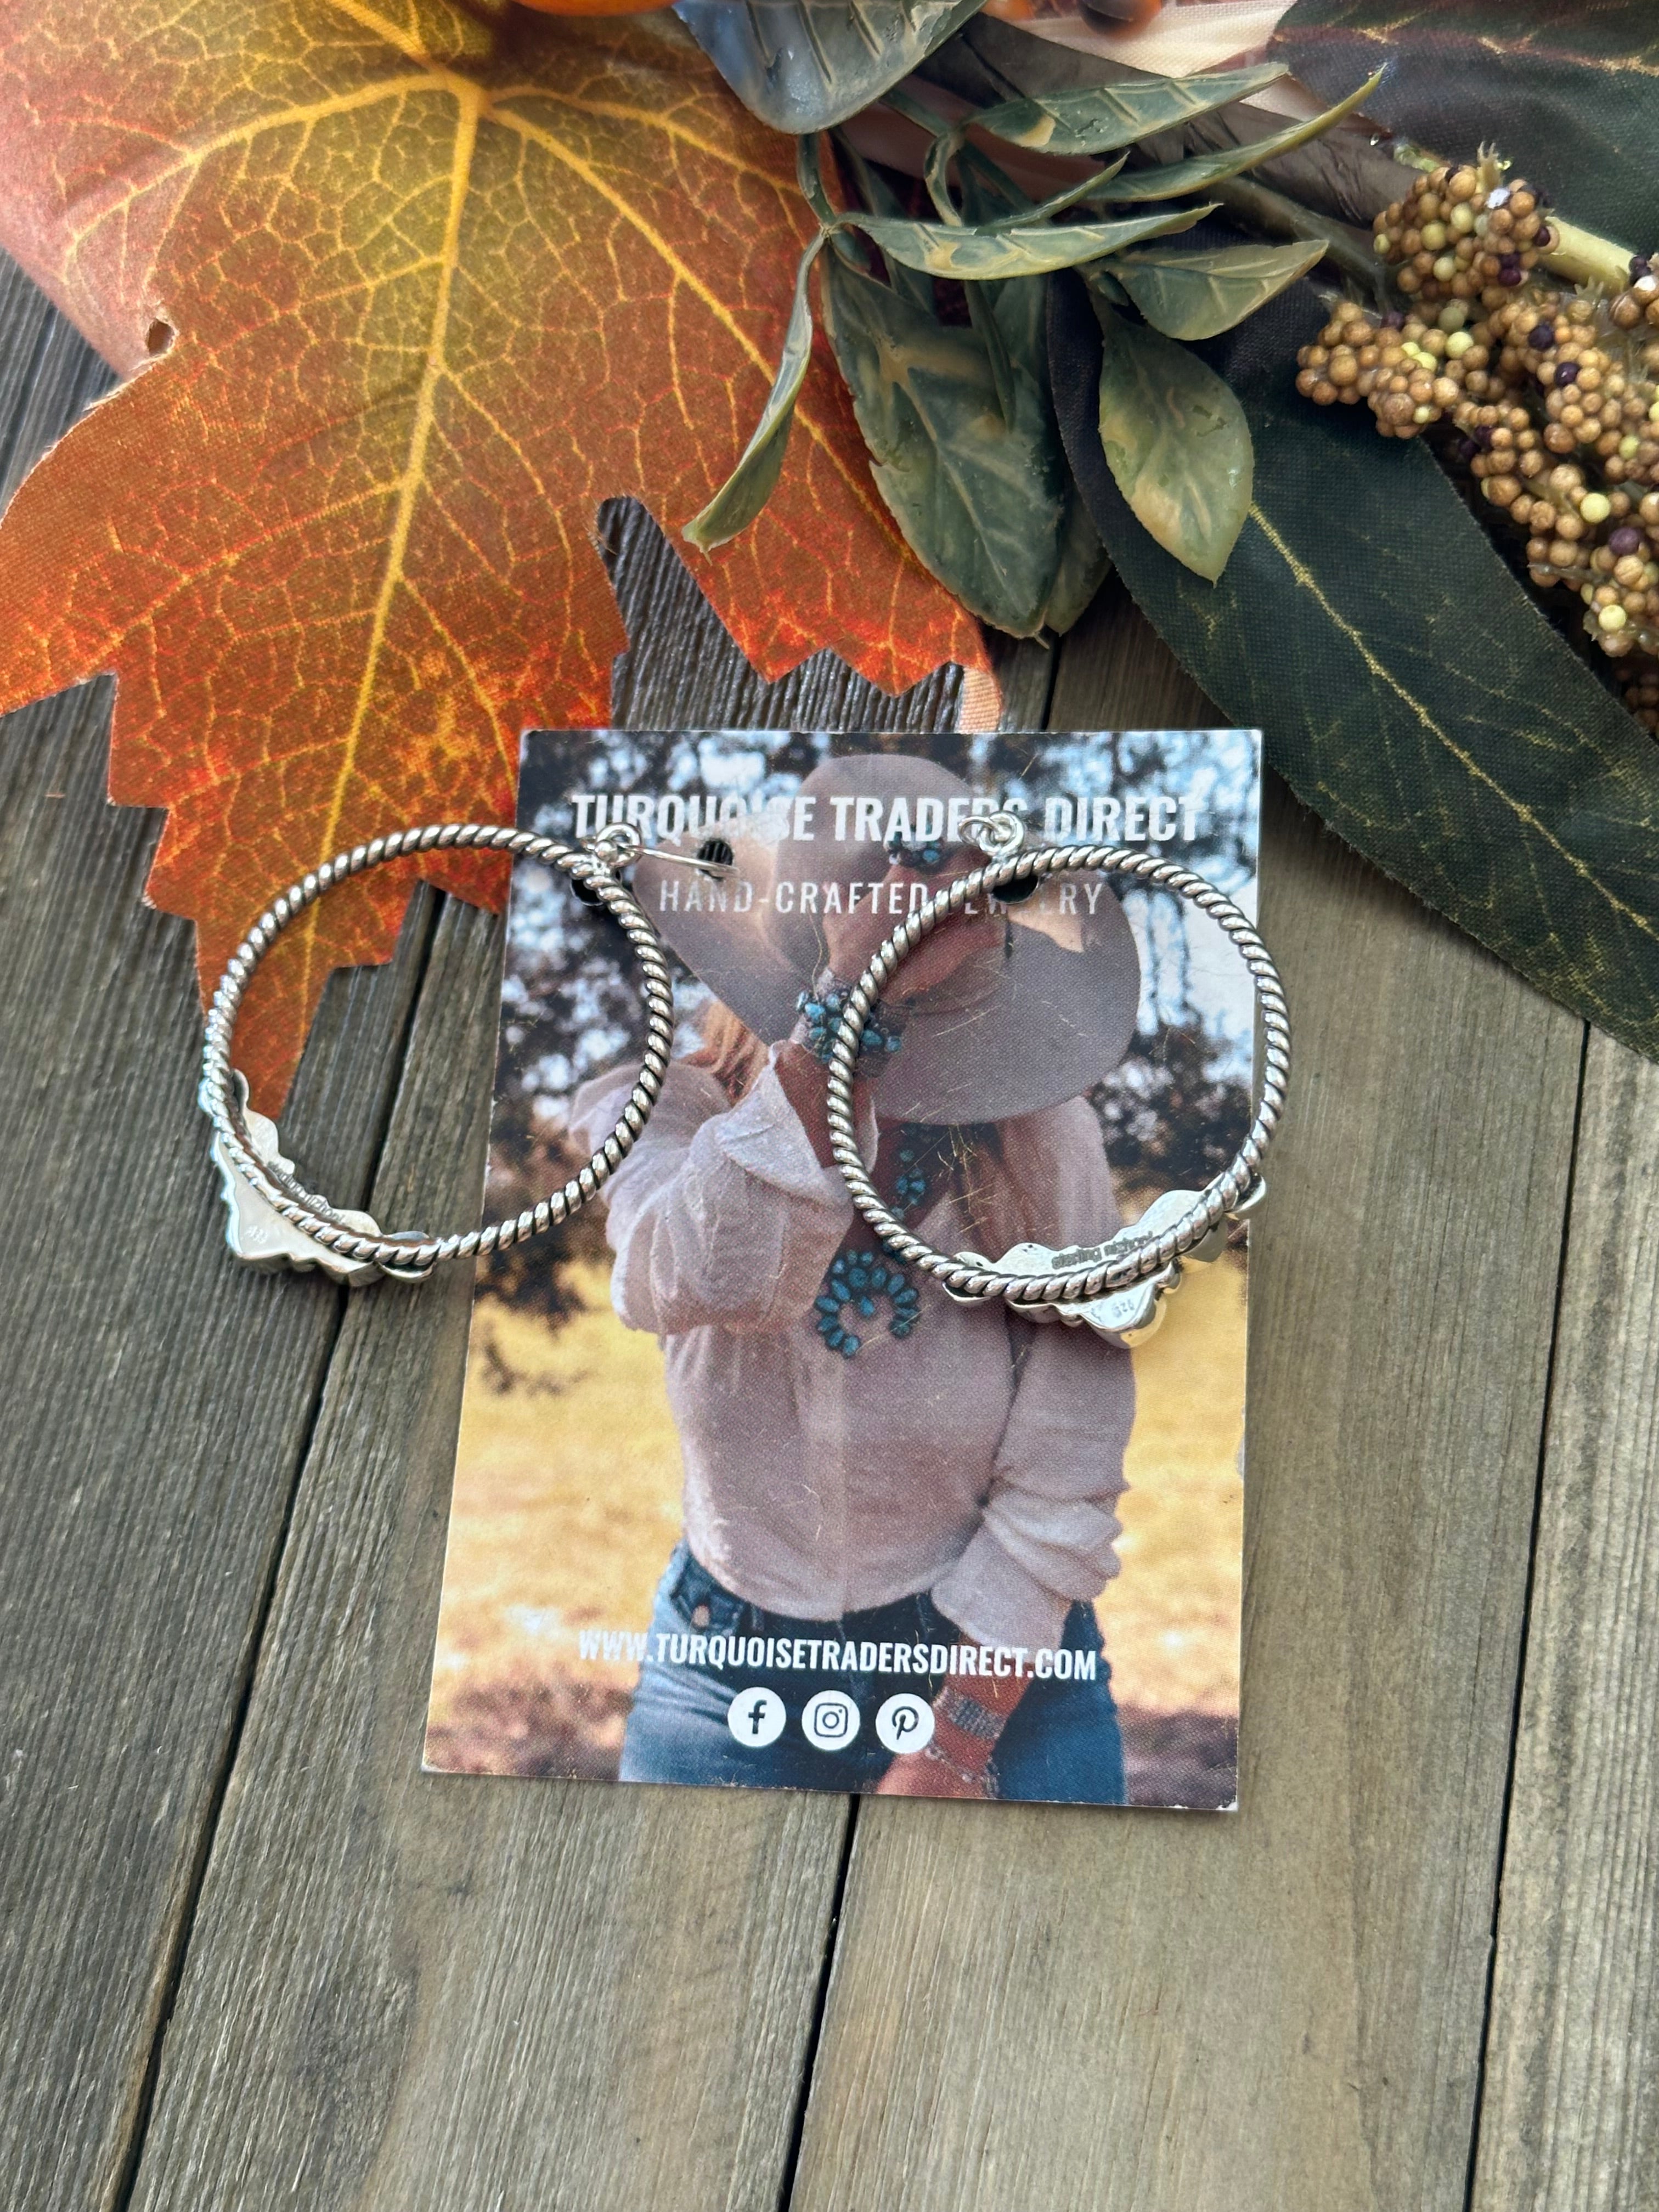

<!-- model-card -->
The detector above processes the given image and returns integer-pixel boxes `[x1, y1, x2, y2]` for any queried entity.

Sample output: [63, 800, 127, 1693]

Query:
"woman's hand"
[777, 851, 1001, 1169]
[875, 1744, 990, 1800]
[874, 1653, 1028, 1799]
[821, 854, 1002, 1002]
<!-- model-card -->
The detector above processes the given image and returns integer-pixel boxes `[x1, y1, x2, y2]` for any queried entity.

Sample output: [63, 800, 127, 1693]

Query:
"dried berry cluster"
[1295, 161, 1659, 727]
[1369, 157, 1553, 308]
[1296, 299, 1479, 437]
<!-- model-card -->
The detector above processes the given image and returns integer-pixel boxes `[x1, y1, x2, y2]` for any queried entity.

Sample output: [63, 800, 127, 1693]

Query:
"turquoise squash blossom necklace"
[814, 1127, 933, 1359]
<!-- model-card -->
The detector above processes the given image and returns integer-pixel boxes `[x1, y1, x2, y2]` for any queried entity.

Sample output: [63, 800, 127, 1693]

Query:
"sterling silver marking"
[949, 1186, 1263, 1348]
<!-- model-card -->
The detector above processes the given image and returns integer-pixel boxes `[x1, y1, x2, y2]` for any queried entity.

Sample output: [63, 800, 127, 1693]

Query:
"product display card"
[425, 726, 1261, 1809]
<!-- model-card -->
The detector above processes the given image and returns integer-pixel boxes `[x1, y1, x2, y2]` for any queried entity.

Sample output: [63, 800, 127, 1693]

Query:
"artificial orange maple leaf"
[0, 0, 985, 1104]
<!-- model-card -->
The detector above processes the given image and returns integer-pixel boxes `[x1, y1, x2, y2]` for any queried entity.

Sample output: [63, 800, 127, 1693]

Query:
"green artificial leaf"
[955, 149, 1048, 392]
[1113, 240, 1325, 340]
[961, 233, 1024, 423]
[911, 69, 1375, 241]
[1092, 301, 1251, 580]
[850, 198, 1208, 278]
[675, 0, 985, 133]
[1043, 466, 1111, 636]
[685, 236, 827, 551]
[955, 158, 1108, 632]
[831, 131, 936, 310]
[973, 60, 1289, 159]
[693, 135, 1199, 557]
[1049, 273, 1659, 1063]
[796, 128, 840, 228]
[821, 252, 1066, 635]
[918, 121, 1127, 230]
[1273, 3, 1659, 247]
[1076, 72, 1384, 202]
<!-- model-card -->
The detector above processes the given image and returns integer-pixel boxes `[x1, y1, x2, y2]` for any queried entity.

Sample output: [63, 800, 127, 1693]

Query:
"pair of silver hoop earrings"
[201, 812, 1290, 1345]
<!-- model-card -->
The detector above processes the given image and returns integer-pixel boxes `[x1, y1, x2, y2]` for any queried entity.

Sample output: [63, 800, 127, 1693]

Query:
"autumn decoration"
[0, 0, 1656, 1092]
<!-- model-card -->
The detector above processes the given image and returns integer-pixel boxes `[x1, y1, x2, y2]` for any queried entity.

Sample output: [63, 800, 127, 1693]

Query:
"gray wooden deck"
[2, 250, 1655, 2212]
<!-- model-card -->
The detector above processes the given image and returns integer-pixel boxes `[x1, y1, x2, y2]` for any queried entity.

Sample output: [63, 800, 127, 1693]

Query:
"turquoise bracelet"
[795, 979, 904, 1065]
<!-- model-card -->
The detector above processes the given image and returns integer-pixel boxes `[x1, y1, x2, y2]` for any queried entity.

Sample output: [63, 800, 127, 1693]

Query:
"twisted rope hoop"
[823, 835, 1290, 1311]
[200, 823, 676, 1278]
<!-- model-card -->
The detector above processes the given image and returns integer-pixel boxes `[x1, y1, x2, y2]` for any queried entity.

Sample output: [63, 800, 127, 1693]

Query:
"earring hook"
[969, 809, 1027, 861]
[589, 822, 733, 879]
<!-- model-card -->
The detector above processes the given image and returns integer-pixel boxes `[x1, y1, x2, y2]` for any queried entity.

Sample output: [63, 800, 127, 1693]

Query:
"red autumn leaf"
[0, 0, 985, 1104]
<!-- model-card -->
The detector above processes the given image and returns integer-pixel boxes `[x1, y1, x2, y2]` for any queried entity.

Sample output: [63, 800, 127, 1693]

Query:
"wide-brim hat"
[634, 754, 1141, 1125]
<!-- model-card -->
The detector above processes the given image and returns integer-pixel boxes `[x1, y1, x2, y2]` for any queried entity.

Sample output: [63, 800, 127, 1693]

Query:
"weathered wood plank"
[0, 256, 114, 501]
[112, 506, 967, 2211]
[1471, 1031, 1659, 2212]
[785, 580, 1585, 2212]
[115, 896, 839, 2212]
[0, 285, 442, 2210]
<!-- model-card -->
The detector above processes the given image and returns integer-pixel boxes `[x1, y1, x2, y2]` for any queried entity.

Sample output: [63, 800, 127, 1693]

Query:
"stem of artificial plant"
[1207, 174, 1382, 297]
[1543, 217, 1637, 293]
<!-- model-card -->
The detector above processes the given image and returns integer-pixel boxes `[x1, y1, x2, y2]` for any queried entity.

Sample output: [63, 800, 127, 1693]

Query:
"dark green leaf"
[1081, 72, 1384, 201]
[975, 155, 1131, 231]
[829, 129, 936, 313]
[847, 199, 1209, 278]
[1042, 472, 1111, 636]
[955, 151, 1043, 420]
[1113, 239, 1325, 340]
[918, 119, 1127, 230]
[972, 60, 1290, 159]
[1092, 300, 1251, 580]
[927, 16, 1407, 240]
[954, 159, 1110, 635]
[963, 251, 1022, 427]
[821, 253, 1066, 635]
[1049, 272, 1659, 1064]
[1273, 3, 1659, 247]
[675, 0, 985, 133]
[685, 236, 826, 552]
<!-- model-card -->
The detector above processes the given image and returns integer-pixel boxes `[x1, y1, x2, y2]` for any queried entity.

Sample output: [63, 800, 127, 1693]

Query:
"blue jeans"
[619, 1544, 1126, 1804]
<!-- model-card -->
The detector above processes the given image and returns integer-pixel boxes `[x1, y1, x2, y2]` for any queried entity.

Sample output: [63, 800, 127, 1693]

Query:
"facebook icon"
[726, 1686, 786, 1748]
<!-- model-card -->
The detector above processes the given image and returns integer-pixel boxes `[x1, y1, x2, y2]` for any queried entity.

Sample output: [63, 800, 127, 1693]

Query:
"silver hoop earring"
[200, 822, 716, 1286]
[822, 811, 1290, 1347]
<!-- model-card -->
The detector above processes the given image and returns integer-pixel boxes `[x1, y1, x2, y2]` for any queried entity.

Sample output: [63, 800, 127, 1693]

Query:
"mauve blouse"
[571, 1052, 1135, 1652]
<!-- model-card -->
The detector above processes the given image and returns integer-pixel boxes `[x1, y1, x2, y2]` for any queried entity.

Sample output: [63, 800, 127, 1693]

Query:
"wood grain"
[785, 580, 1586, 2212]
[0, 257, 112, 503]
[112, 503, 964, 2212]
[0, 261, 442, 2212]
[1471, 1030, 1659, 2212]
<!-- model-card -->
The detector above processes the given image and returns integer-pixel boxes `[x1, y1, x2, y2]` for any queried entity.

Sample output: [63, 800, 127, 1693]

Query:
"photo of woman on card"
[568, 755, 1143, 1801]
[426, 723, 1257, 1812]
